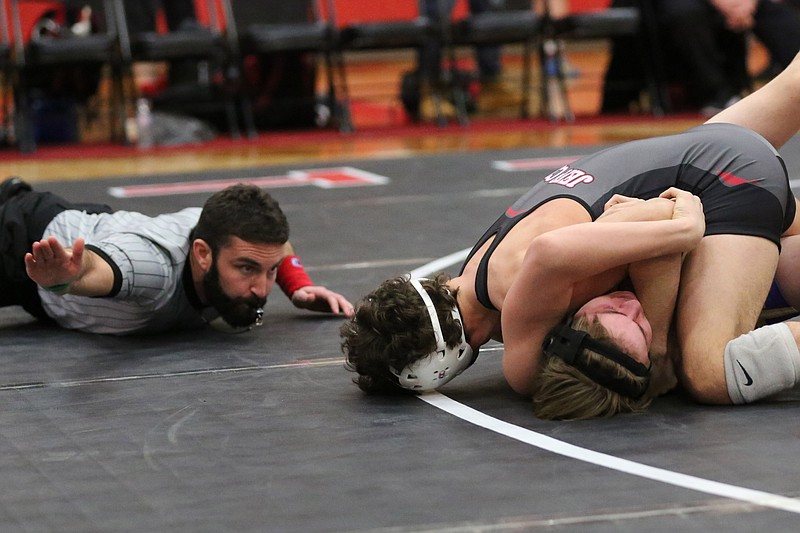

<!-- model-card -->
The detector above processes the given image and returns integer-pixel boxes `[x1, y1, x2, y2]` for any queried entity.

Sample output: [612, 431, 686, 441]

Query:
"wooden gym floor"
[0, 41, 735, 182]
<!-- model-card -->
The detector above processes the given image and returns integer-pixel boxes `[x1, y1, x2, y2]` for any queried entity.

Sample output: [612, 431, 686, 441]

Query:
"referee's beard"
[203, 259, 267, 328]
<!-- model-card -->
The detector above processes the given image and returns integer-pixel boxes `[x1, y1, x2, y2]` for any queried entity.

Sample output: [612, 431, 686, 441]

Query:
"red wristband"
[276, 255, 313, 297]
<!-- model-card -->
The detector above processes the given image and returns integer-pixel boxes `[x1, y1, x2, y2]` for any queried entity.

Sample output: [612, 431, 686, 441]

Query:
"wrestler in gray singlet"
[464, 123, 797, 310]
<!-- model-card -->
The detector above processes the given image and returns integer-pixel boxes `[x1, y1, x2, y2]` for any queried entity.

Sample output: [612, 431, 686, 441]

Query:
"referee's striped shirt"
[38, 208, 207, 335]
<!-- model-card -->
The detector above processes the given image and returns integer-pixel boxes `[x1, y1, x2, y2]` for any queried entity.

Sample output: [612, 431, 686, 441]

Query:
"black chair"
[449, 2, 544, 121]
[10, 0, 130, 152]
[118, 0, 242, 139]
[223, 0, 351, 134]
[338, 0, 454, 127]
[546, 0, 669, 121]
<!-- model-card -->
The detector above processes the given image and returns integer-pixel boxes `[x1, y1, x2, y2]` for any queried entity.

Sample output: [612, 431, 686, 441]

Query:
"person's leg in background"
[750, 0, 800, 80]
[162, 0, 202, 87]
[468, 0, 526, 112]
[418, 0, 455, 85]
[403, 0, 458, 121]
[657, 0, 746, 115]
[470, 0, 503, 83]
[123, 0, 201, 89]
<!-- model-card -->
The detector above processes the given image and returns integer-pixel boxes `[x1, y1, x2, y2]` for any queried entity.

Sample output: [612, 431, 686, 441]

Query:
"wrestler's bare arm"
[596, 196, 682, 352]
[628, 255, 682, 396]
[24, 236, 115, 296]
[597, 195, 682, 328]
[596, 193, 684, 393]
[514, 192, 701, 285]
[500, 253, 574, 395]
[501, 191, 704, 395]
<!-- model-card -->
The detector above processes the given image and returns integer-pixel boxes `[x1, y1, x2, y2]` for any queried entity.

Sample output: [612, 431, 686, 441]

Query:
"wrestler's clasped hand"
[599, 194, 675, 222]
[603, 193, 644, 210]
[659, 187, 706, 237]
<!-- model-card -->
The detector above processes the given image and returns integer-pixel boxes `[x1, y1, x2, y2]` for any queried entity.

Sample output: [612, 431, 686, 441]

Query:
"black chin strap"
[542, 323, 650, 400]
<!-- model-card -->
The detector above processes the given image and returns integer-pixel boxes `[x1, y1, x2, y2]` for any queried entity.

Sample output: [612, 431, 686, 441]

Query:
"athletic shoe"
[419, 95, 458, 122]
[479, 80, 522, 112]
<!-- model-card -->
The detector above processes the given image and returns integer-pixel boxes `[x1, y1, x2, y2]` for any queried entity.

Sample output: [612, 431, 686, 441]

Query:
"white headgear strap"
[391, 278, 475, 391]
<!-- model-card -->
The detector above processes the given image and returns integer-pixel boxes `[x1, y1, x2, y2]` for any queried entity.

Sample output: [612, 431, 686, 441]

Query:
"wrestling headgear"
[542, 321, 650, 399]
[391, 278, 477, 392]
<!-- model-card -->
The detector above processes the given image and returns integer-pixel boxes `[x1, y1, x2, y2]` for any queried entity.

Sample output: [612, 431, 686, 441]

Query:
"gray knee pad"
[724, 323, 800, 404]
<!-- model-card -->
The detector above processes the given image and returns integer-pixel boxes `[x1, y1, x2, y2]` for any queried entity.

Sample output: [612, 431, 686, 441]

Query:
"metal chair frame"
[10, 0, 130, 152]
[222, 0, 352, 134]
[119, 0, 245, 139]
[447, 0, 545, 121]
[543, 0, 669, 121]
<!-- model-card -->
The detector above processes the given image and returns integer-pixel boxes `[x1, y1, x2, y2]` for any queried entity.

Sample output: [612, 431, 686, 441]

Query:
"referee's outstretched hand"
[291, 285, 355, 317]
[24, 236, 84, 290]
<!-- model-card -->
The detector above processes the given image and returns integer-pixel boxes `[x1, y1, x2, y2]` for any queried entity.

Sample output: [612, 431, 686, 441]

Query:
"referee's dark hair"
[193, 184, 289, 252]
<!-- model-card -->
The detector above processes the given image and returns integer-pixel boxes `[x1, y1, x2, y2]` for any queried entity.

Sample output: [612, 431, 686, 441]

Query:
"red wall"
[17, 0, 612, 38]
[329, 0, 610, 24]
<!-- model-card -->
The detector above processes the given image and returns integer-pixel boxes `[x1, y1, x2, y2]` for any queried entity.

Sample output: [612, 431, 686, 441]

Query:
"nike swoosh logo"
[736, 360, 754, 386]
[506, 206, 527, 217]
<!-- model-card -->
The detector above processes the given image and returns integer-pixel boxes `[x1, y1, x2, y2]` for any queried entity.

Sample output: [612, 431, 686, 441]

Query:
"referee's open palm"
[24, 236, 85, 289]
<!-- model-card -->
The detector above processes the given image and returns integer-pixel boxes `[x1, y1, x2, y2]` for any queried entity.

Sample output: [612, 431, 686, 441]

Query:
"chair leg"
[214, 60, 242, 139]
[14, 74, 35, 153]
[554, 39, 574, 122]
[226, 62, 257, 139]
[321, 52, 335, 128]
[449, 75, 469, 127]
[111, 64, 132, 145]
[637, 0, 670, 116]
[520, 39, 532, 119]
[537, 41, 549, 120]
[429, 85, 448, 128]
[238, 93, 257, 139]
[542, 38, 573, 122]
[443, 38, 468, 126]
[331, 48, 353, 133]
[225, 96, 241, 140]
[639, 33, 669, 116]
[0, 70, 10, 145]
[640, 49, 666, 116]
[325, 49, 353, 133]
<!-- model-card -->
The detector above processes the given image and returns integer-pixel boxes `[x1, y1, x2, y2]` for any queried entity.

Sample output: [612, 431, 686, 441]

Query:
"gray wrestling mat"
[4, 137, 800, 532]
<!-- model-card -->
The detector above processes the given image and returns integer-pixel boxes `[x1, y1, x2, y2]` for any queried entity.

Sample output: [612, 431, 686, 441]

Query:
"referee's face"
[198, 237, 285, 327]
[213, 236, 285, 301]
